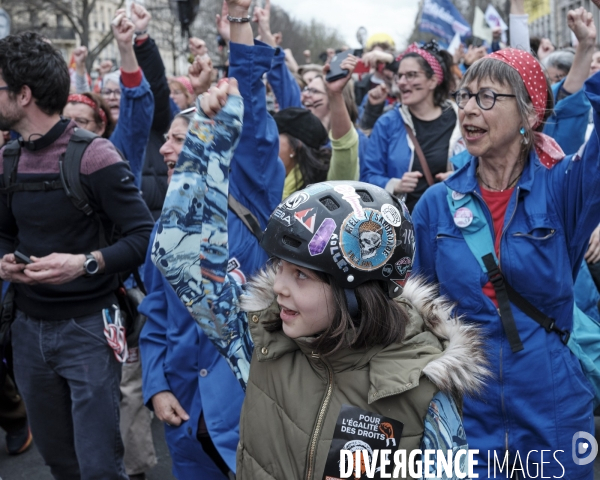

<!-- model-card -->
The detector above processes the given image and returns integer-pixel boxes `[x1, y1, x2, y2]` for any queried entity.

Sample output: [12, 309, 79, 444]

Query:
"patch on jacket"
[322, 404, 404, 479]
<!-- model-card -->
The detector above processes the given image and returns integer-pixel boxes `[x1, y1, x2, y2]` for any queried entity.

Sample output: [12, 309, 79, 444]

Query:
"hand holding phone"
[14, 251, 31, 265]
[326, 50, 353, 83]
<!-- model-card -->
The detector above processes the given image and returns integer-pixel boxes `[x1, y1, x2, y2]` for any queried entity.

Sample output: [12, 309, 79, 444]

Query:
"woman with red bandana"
[412, 7, 600, 478]
[361, 41, 461, 212]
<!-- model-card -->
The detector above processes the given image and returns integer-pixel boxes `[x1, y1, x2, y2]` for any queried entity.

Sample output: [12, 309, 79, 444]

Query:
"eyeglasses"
[64, 116, 93, 127]
[453, 88, 516, 110]
[395, 71, 425, 82]
[302, 86, 326, 95]
[101, 88, 121, 97]
[0, 86, 9, 92]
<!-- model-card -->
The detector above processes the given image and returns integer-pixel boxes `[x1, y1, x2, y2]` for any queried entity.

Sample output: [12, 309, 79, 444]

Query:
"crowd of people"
[0, 0, 599, 478]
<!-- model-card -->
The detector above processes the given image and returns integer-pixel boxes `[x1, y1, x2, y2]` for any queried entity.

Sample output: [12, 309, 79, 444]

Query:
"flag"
[473, 7, 493, 44]
[447, 32, 461, 55]
[419, 0, 471, 45]
[484, 4, 508, 43]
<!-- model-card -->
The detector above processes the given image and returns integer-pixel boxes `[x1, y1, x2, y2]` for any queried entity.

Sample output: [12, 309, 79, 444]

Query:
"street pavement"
[1, 416, 600, 479]
[0, 415, 176, 480]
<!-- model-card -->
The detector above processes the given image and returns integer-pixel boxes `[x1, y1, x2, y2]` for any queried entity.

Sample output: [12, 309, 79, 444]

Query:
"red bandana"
[67, 94, 107, 125]
[397, 43, 444, 85]
[487, 48, 564, 168]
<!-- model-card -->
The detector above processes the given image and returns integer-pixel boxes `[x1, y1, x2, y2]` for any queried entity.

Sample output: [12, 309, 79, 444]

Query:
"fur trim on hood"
[240, 268, 490, 398]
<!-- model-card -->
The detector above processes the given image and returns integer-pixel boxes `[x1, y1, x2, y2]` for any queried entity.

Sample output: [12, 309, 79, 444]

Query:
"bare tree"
[2, 0, 124, 69]
[267, 5, 346, 63]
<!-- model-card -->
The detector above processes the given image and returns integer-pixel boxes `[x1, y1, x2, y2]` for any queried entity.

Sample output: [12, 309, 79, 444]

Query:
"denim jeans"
[11, 310, 128, 480]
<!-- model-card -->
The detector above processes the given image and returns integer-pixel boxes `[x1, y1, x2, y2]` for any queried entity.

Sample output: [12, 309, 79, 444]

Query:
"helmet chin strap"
[344, 288, 360, 320]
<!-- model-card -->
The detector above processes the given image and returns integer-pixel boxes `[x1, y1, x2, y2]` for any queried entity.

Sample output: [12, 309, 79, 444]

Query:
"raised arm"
[324, 55, 360, 182]
[73, 46, 91, 93]
[109, 9, 154, 186]
[152, 80, 252, 390]
[132, 2, 172, 134]
[563, 7, 596, 95]
[227, 0, 284, 230]
[549, 70, 600, 262]
[509, 0, 530, 51]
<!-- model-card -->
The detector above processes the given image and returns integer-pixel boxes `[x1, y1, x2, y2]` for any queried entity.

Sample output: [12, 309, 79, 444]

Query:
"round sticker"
[395, 257, 412, 279]
[340, 208, 396, 271]
[283, 191, 309, 210]
[382, 264, 393, 277]
[451, 191, 465, 201]
[381, 203, 402, 227]
[454, 207, 473, 228]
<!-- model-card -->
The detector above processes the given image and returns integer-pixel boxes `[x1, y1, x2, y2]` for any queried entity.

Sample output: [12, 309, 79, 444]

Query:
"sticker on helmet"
[294, 208, 316, 233]
[391, 271, 412, 288]
[329, 233, 350, 272]
[304, 183, 331, 195]
[381, 203, 402, 227]
[308, 218, 336, 256]
[395, 257, 412, 278]
[272, 208, 293, 227]
[382, 264, 393, 277]
[283, 191, 310, 210]
[334, 185, 365, 219]
[340, 208, 396, 271]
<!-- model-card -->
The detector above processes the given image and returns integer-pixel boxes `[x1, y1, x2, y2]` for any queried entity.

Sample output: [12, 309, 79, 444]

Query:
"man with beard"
[0, 32, 153, 479]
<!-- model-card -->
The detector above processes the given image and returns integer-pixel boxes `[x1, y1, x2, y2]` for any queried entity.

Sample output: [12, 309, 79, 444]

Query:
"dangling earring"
[520, 127, 529, 145]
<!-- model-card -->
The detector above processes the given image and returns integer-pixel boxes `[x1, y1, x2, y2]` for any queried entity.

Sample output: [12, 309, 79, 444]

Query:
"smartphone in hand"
[14, 251, 31, 265]
[326, 50, 352, 83]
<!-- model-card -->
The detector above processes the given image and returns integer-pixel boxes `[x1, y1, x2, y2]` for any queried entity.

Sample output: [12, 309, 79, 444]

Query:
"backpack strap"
[2, 140, 22, 209]
[59, 127, 98, 217]
[446, 187, 524, 353]
[228, 194, 263, 242]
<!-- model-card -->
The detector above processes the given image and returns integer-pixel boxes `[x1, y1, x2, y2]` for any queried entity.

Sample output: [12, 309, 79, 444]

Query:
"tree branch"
[88, 29, 115, 67]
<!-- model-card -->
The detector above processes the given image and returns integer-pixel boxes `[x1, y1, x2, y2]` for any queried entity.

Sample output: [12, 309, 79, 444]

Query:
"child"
[152, 79, 489, 479]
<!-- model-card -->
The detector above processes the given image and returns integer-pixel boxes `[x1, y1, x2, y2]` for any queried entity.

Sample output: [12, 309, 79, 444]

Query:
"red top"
[480, 187, 514, 306]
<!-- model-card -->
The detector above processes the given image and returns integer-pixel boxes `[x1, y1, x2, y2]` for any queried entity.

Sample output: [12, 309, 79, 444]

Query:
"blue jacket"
[412, 73, 600, 479]
[267, 47, 302, 110]
[543, 77, 591, 156]
[360, 103, 461, 193]
[360, 107, 412, 190]
[139, 225, 244, 478]
[109, 74, 154, 187]
[228, 41, 285, 275]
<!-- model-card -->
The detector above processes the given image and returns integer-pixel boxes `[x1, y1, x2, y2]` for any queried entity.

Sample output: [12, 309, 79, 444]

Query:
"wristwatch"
[83, 253, 99, 277]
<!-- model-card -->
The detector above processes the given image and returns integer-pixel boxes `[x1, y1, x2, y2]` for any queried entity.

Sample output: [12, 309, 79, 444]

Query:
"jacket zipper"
[306, 354, 334, 480]
[473, 189, 519, 456]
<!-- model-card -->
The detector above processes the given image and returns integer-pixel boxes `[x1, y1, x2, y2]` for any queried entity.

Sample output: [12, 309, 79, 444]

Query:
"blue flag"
[419, 0, 471, 44]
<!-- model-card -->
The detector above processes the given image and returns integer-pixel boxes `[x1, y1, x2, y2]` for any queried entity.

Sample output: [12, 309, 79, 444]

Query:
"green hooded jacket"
[237, 272, 488, 480]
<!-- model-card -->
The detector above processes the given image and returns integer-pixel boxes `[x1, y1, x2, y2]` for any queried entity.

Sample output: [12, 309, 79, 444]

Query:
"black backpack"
[1, 127, 146, 346]
[3, 127, 100, 220]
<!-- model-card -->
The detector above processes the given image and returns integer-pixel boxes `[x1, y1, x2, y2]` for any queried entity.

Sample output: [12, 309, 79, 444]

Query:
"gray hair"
[542, 49, 575, 73]
[459, 57, 553, 154]
[103, 70, 121, 87]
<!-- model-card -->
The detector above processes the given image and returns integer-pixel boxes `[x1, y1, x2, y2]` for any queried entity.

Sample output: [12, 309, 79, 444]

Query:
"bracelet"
[134, 29, 148, 36]
[226, 14, 250, 23]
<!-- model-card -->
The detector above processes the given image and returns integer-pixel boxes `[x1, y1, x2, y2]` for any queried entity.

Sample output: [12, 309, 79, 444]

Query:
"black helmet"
[260, 181, 415, 298]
